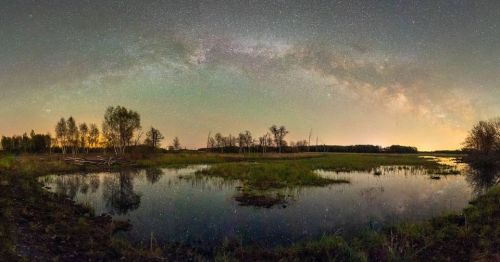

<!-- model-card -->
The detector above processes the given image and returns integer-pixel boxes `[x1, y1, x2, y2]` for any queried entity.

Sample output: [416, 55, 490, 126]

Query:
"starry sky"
[1, 0, 499, 150]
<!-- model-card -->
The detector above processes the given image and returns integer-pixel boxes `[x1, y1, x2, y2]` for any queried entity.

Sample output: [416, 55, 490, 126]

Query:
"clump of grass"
[217, 235, 364, 261]
[196, 162, 350, 190]
[295, 153, 448, 172]
[0, 154, 15, 169]
[234, 190, 287, 208]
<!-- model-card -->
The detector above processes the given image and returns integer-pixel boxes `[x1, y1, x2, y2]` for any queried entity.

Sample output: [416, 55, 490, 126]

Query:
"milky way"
[1, 0, 499, 150]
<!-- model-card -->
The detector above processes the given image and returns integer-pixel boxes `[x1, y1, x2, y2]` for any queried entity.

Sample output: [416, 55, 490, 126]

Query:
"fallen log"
[63, 156, 129, 167]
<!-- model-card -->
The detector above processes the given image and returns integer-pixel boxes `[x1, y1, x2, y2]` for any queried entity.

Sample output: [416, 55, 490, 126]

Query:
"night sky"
[1, 0, 499, 150]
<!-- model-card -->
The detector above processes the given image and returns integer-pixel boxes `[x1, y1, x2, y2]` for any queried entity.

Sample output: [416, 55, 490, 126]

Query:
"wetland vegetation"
[0, 107, 498, 261]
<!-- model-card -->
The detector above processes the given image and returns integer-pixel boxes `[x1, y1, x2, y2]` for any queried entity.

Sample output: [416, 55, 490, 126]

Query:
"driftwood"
[64, 156, 126, 166]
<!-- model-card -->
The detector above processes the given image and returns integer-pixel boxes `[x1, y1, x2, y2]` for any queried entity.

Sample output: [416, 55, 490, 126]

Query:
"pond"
[39, 157, 488, 249]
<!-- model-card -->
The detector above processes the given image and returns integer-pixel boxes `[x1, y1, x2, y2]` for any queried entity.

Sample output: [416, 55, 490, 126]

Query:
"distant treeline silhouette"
[202, 127, 417, 153]
[199, 144, 418, 154]
[1, 106, 174, 155]
[1, 105, 420, 155]
[1, 131, 52, 153]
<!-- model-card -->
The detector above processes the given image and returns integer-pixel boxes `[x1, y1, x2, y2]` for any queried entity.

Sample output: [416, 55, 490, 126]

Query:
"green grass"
[197, 161, 349, 189]
[0, 153, 15, 169]
[293, 153, 447, 172]
[195, 153, 448, 190]
[135, 151, 323, 167]
[0, 152, 448, 178]
[0, 153, 81, 176]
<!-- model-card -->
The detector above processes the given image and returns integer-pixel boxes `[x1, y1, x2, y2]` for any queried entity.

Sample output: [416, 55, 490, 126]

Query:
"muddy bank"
[0, 173, 147, 261]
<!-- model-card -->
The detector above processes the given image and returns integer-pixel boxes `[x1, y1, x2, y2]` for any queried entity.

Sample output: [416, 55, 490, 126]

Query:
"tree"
[30, 130, 51, 153]
[102, 106, 141, 154]
[102, 122, 118, 154]
[144, 127, 164, 148]
[79, 123, 89, 153]
[133, 127, 144, 146]
[258, 133, 270, 153]
[238, 132, 245, 153]
[464, 118, 500, 155]
[269, 125, 289, 153]
[207, 136, 216, 151]
[296, 139, 308, 152]
[215, 133, 224, 153]
[244, 131, 253, 152]
[88, 124, 100, 150]
[238, 131, 252, 153]
[2, 132, 51, 153]
[67, 117, 79, 155]
[55, 118, 68, 154]
[171, 137, 181, 150]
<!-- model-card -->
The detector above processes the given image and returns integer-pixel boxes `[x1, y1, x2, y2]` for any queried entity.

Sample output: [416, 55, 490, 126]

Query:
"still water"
[39, 158, 483, 248]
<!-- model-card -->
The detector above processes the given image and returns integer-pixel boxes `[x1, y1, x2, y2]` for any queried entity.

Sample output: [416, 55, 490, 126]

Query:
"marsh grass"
[293, 153, 448, 172]
[0, 153, 15, 169]
[0, 152, 448, 178]
[196, 162, 350, 190]
[195, 153, 448, 190]
[135, 152, 323, 168]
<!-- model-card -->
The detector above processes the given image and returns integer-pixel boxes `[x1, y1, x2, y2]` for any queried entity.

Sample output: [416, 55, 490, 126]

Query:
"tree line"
[1, 106, 182, 154]
[1, 105, 424, 155]
[1, 131, 52, 153]
[206, 125, 290, 153]
[203, 125, 418, 154]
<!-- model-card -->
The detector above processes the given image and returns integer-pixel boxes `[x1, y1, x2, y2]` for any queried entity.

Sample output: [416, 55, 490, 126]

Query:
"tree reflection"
[54, 174, 84, 199]
[145, 168, 163, 184]
[466, 165, 500, 195]
[89, 174, 100, 193]
[102, 170, 141, 215]
[53, 173, 101, 198]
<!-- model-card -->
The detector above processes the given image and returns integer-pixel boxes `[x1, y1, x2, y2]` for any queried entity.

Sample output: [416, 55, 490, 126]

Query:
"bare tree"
[258, 135, 266, 153]
[206, 131, 212, 150]
[171, 137, 181, 150]
[238, 132, 245, 153]
[243, 130, 253, 153]
[133, 127, 144, 146]
[206, 132, 216, 152]
[308, 129, 312, 152]
[269, 125, 289, 153]
[215, 133, 224, 153]
[144, 127, 164, 149]
[266, 133, 273, 152]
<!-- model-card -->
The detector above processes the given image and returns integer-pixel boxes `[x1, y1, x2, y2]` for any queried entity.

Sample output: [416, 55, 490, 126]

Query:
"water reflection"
[39, 160, 493, 248]
[49, 173, 100, 199]
[145, 168, 163, 184]
[465, 165, 500, 195]
[102, 170, 142, 215]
